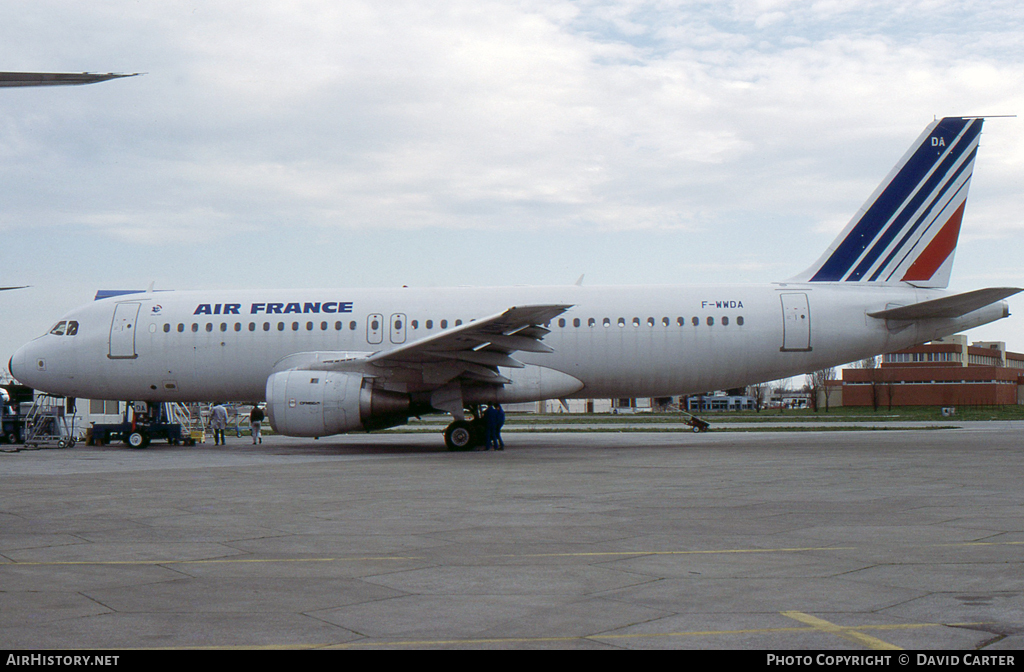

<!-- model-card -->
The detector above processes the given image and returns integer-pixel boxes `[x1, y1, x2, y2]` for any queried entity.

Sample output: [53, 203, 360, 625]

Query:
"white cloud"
[2, 0, 1024, 356]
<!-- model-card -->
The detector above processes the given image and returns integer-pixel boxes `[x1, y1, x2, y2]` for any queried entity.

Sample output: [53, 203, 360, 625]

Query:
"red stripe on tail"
[901, 201, 966, 282]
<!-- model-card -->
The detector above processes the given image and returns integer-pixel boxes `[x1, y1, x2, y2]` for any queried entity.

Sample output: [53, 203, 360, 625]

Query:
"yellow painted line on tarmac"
[499, 546, 856, 559]
[1, 539, 1020, 568]
[323, 619, 988, 649]
[781, 611, 902, 650]
[29, 620, 991, 650]
[934, 540, 1024, 548]
[0, 546, 854, 567]
[0, 556, 426, 567]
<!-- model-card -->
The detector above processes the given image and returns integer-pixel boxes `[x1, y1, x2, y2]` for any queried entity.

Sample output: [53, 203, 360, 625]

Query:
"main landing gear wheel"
[444, 421, 476, 451]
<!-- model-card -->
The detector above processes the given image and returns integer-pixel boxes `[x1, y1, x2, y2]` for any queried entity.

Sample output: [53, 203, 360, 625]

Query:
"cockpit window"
[49, 320, 80, 336]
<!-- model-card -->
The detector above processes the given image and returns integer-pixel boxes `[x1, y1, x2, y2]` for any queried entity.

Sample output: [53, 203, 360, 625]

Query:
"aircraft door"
[780, 293, 811, 352]
[390, 313, 407, 344]
[109, 302, 141, 359]
[367, 313, 383, 344]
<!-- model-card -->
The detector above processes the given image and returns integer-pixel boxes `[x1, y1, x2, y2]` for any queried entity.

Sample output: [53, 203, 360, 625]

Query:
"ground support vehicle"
[89, 402, 188, 448]
[0, 408, 24, 445]
[22, 394, 77, 448]
[683, 412, 710, 433]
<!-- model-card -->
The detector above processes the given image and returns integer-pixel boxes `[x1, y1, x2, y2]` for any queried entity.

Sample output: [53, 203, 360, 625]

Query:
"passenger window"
[249, 323, 256, 331]
[558, 318, 566, 328]
[219, 323, 226, 332]
[691, 317, 699, 327]
[603, 318, 611, 327]
[292, 322, 299, 331]
[277, 322, 285, 331]
[662, 317, 669, 326]
[647, 317, 655, 327]
[349, 321, 357, 330]
[455, 319, 462, 326]
[617, 318, 625, 327]
[335, 321, 342, 330]
[632, 317, 640, 327]
[234, 323, 241, 332]
[263, 322, 270, 331]
[320, 321, 328, 331]
[426, 320, 433, 329]
[722, 316, 729, 326]
[588, 318, 596, 327]
[178, 324, 184, 333]
[192, 323, 199, 333]
[677, 317, 685, 326]
[737, 316, 744, 326]
[306, 321, 313, 331]
[163, 323, 171, 333]
[706, 317, 714, 326]
[441, 320, 448, 329]
[206, 323, 213, 332]
[411, 320, 419, 329]
[573, 318, 580, 328]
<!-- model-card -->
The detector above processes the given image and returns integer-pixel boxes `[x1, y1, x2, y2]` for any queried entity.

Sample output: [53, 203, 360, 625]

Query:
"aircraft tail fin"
[791, 117, 984, 288]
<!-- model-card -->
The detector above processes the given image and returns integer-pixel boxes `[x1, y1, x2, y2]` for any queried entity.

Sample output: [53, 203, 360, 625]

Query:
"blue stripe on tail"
[809, 117, 975, 282]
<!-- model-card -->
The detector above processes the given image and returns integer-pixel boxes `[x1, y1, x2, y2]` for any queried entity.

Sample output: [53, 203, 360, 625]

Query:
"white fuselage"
[9, 283, 1007, 405]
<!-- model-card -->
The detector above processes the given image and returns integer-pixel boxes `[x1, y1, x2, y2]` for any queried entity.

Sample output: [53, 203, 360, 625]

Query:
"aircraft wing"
[275, 304, 573, 387]
[0, 72, 138, 87]
[867, 287, 1022, 321]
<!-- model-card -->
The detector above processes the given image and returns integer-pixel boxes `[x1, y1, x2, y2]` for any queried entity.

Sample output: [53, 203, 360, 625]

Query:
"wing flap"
[277, 304, 572, 389]
[365, 304, 570, 365]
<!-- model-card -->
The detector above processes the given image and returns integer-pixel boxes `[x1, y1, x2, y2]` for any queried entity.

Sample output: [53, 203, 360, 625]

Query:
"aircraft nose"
[8, 342, 37, 387]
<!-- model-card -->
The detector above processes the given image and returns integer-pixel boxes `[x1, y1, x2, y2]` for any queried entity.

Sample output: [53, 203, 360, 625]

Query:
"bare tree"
[748, 383, 767, 413]
[854, 356, 881, 410]
[808, 367, 837, 413]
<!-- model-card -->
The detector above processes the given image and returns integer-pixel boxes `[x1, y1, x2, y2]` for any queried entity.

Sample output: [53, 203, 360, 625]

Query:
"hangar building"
[840, 335, 1024, 407]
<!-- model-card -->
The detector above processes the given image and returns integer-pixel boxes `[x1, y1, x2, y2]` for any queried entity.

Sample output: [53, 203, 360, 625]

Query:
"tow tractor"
[89, 402, 188, 448]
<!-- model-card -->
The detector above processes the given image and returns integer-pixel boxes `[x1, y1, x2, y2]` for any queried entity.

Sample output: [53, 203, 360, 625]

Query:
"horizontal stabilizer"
[867, 287, 1021, 320]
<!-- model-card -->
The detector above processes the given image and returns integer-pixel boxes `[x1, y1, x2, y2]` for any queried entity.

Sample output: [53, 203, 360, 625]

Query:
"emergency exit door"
[390, 313, 407, 344]
[109, 302, 141, 359]
[780, 293, 812, 352]
[366, 313, 384, 344]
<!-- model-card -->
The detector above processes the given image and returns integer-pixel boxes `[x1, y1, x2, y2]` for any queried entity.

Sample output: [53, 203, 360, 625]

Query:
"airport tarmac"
[1, 426, 1022, 650]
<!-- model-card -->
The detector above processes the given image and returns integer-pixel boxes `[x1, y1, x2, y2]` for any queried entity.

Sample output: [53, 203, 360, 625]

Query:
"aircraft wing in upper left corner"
[0, 72, 139, 87]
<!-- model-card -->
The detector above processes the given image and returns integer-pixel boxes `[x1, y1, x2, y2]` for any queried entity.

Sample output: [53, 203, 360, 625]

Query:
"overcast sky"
[2, 0, 1024, 371]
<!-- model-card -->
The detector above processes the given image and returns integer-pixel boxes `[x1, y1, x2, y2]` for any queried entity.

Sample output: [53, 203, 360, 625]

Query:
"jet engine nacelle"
[265, 371, 410, 437]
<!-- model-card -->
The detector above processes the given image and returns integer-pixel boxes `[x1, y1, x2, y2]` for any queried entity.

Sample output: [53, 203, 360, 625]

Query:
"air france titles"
[193, 302, 354, 316]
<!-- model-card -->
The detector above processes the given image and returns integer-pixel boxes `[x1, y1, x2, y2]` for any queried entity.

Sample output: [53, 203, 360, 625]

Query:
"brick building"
[840, 335, 1024, 407]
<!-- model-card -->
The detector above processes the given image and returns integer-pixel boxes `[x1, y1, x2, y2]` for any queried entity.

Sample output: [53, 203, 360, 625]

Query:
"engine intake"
[265, 371, 410, 437]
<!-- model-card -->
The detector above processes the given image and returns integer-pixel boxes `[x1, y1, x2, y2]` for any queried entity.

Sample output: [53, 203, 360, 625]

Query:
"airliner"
[9, 116, 1020, 449]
